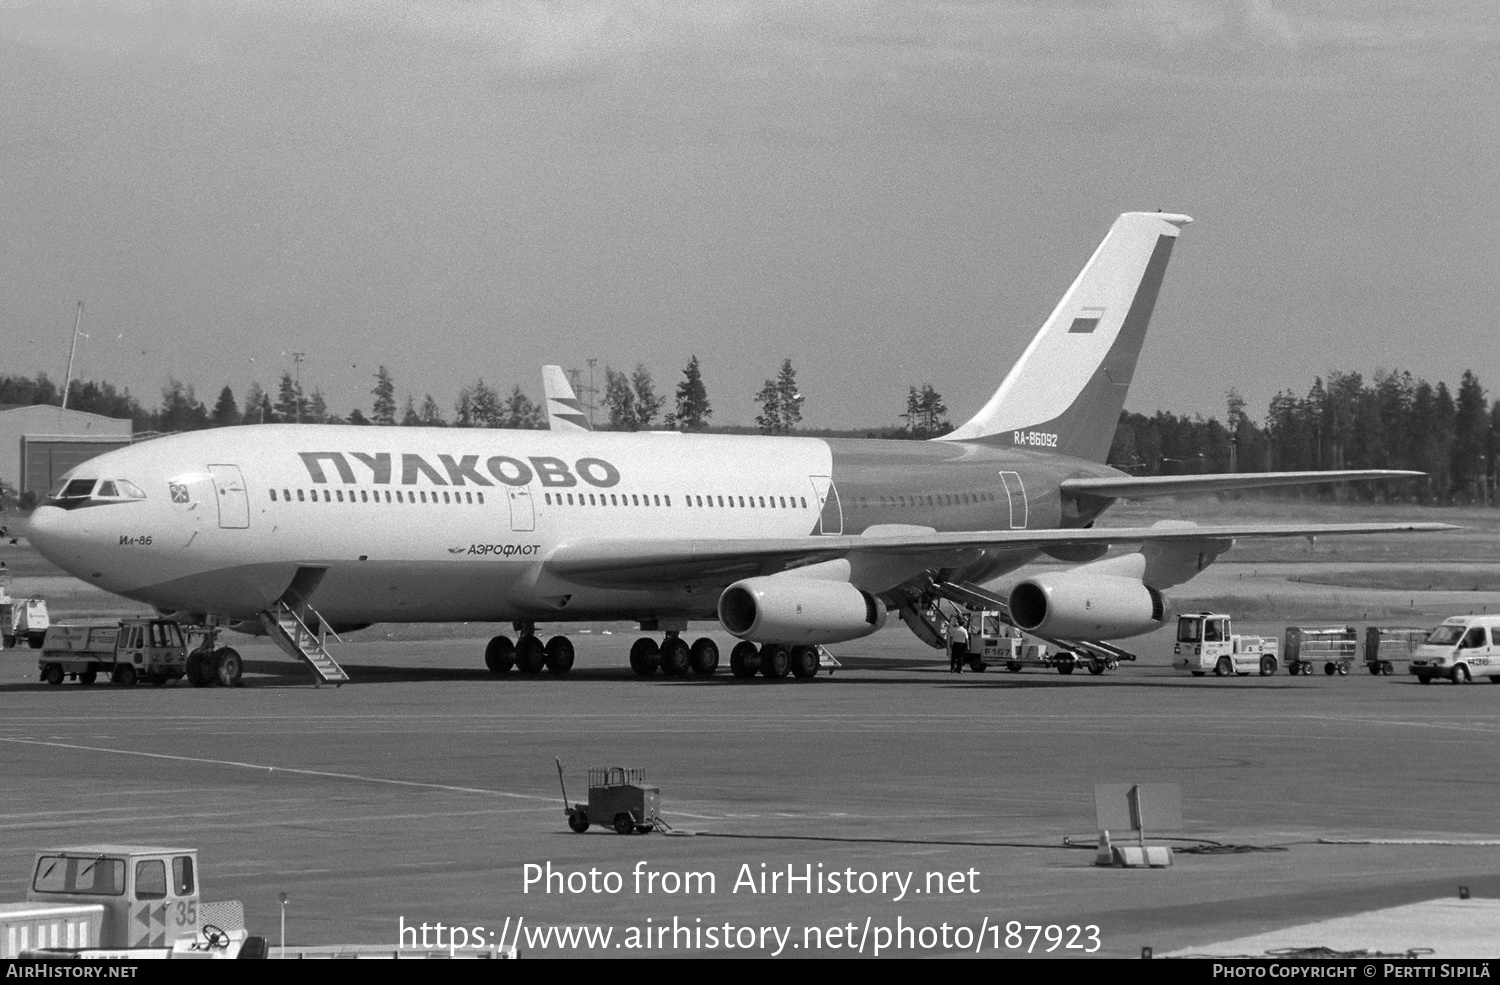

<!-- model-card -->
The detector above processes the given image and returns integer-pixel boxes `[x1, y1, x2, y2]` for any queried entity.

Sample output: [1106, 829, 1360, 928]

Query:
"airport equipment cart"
[557, 761, 663, 835]
[1364, 626, 1428, 676]
[1283, 625, 1357, 676]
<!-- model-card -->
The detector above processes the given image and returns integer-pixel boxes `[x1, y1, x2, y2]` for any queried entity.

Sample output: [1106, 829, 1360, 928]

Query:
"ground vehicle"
[1365, 626, 1427, 676]
[1409, 616, 1500, 685]
[1173, 613, 1279, 676]
[559, 763, 663, 835]
[1284, 625, 1357, 675]
[0, 589, 48, 649]
[37, 618, 195, 686]
[962, 609, 1116, 675]
[2, 845, 259, 959]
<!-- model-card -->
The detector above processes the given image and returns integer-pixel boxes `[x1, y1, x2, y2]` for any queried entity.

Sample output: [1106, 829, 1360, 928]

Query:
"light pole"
[278, 891, 288, 957]
[292, 353, 306, 423]
[585, 358, 598, 428]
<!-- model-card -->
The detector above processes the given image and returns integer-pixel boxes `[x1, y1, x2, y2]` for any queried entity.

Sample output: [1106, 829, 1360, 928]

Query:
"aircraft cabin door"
[207, 465, 250, 529]
[809, 475, 842, 535]
[998, 471, 1027, 529]
[507, 485, 536, 532]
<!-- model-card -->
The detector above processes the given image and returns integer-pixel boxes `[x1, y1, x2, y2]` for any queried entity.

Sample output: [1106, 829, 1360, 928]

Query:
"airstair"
[257, 602, 350, 686]
[931, 579, 1138, 669]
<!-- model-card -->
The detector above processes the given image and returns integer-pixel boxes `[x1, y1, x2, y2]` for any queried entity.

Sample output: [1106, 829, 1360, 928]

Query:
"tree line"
[4, 364, 1498, 504]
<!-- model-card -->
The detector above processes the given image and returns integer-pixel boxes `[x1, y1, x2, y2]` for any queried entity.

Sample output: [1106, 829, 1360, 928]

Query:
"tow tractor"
[1173, 612, 1280, 677]
[1, 845, 263, 959]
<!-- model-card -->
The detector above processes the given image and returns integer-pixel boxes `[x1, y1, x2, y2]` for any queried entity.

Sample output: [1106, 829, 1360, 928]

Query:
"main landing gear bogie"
[485, 633, 574, 676]
[480, 631, 824, 682]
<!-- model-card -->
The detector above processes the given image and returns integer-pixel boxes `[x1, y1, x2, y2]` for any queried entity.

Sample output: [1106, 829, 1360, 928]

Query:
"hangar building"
[0, 405, 133, 500]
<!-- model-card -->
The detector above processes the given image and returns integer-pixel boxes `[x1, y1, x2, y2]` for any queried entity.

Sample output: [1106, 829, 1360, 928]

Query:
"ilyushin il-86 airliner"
[27, 212, 1447, 687]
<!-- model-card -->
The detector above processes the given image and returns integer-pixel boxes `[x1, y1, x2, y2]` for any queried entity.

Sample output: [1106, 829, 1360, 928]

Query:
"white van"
[1409, 616, 1500, 684]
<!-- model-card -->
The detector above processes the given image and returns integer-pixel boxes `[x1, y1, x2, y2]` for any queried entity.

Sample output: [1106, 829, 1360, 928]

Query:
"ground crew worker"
[950, 616, 970, 673]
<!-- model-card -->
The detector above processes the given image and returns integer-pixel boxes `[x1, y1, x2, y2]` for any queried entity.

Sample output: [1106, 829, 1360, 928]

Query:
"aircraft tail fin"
[543, 365, 591, 432]
[940, 211, 1191, 462]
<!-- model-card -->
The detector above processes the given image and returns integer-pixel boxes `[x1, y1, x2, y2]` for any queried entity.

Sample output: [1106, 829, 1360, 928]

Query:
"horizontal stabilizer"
[1061, 470, 1424, 500]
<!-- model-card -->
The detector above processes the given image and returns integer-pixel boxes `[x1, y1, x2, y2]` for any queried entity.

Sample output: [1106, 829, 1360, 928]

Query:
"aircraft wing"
[544, 521, 1456, 587]
[1061, 470, 1422, 500]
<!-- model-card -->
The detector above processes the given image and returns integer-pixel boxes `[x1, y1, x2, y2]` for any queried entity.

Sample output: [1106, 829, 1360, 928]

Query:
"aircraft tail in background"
[543, 365, 591, 432]
[940, 211, 1191, 462]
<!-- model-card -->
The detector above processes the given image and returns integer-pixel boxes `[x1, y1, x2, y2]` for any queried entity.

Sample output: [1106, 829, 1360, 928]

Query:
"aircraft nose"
[25, 505, 87, 569]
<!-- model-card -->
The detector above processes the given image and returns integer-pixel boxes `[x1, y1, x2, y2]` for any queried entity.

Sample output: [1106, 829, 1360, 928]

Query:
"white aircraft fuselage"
[28, 426, 1099, 627]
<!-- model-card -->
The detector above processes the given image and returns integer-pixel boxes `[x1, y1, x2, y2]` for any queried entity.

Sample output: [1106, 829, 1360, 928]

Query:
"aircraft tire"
[788, 645, 818, 679]
[215, 648, 243, 687]
[759, 644, 790, 679]
[544, 636, 575, 674]
[41, 663, 63, 686]
[689, 638, 719, 676]
[659, 637, 690, 676]
[729, 641, 758, 678]
[629, 638, 660, 677]
[484, 635, 515, 674]
[516, 636, 546, 674]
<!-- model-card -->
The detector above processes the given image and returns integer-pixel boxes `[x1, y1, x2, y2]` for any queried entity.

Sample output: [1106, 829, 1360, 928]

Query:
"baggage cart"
[1364, 626, 1427, 676]
[1283, 625, 1357, 676]
[557, 760, 663, 835]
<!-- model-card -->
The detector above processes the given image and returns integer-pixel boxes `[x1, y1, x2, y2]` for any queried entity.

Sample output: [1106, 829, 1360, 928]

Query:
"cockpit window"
[47, 478, 147, 503]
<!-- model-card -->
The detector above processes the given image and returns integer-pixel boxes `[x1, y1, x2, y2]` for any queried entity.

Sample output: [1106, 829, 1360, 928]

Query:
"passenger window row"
[544, 492, 672, 507]
[269, 488, 485, 506]
[851, 491, 996, 509]
[684, 494, 807, 510]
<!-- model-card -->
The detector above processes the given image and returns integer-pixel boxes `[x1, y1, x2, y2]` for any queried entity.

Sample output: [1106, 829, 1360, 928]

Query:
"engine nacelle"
[1008, 572, 1169, 640]
[718, 576, 886, 645]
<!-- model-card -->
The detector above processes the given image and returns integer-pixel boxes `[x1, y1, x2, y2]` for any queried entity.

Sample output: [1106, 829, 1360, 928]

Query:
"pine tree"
[371, 366, 397, 425]
[211, 386, 240, 427]
[275, 372, 304, 423]
[673, 355, 711, 431]
[756, 359, 803, 434]
[306, 388, 328, 424]
[418, 394, 445, 426]
[400, 395, 420, 426]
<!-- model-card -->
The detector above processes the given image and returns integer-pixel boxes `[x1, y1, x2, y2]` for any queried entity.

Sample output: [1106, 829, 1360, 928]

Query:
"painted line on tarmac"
[0, 737, 555, 802]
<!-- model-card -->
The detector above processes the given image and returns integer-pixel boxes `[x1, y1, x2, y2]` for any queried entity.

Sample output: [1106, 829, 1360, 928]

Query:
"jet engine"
[718, 575, 886, 645]
[1007, 569, 1169, 640]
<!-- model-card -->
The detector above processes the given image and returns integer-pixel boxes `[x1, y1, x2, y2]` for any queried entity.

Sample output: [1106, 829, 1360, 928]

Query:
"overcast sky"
[3, 1, 1497, 430]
